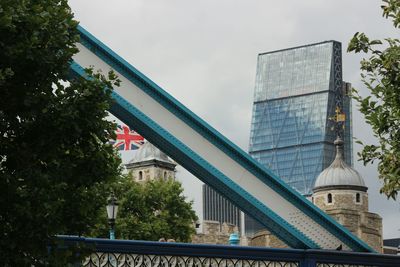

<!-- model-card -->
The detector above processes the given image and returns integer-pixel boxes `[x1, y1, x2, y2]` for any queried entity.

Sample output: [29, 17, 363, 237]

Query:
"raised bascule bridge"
[62, 25, 400, 267]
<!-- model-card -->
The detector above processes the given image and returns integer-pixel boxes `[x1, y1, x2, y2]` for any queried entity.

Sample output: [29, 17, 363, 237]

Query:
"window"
[327, 193, 332, 204]
[139, 171, 143, 181]
[163, 171, 167, 180]
[356, 193, 361, 203]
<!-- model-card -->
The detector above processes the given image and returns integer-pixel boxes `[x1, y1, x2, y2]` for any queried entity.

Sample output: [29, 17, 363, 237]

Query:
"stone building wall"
[325, 209, 382, 252]
[192, 221, 238, 245]
[313, 190, 368, 211]
[130, 166, 175, 183]
[249, 230, 288, 248]
[313, 190, 382, 252]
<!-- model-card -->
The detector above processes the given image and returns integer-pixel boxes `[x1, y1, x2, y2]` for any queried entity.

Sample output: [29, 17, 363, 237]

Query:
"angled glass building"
[249, 41, 353, 196]
[246, 41, 353, 235]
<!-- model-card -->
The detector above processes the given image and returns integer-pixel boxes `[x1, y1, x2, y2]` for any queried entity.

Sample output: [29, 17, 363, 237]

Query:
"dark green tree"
[0, 0, 121, 265]
[348, 0, 400, 199]
[91, 176, 198, 243]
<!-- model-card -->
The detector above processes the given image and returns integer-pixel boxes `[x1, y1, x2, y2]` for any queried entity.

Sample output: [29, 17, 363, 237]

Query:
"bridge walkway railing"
[59, 236, 400, 267]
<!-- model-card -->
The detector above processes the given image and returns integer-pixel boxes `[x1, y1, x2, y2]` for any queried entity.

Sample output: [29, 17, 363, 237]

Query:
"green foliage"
[91, 176, 198, 243]
[347, 0, 400, 199]
[0, 0, 121, 265]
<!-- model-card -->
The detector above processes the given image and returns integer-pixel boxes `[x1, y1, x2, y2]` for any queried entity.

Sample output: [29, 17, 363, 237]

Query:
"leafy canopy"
[91, 176, 198, 243]
[0, 0, 121, 265]
[347, 0, 400, 199]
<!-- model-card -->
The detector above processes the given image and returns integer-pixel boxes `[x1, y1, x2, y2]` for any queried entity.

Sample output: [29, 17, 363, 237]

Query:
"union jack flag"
[112, 124, 144, 151]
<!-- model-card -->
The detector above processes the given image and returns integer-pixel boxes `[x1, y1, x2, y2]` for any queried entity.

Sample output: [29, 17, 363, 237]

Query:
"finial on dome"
[332, 136, 344, 164]
[334, 136, 343, 146]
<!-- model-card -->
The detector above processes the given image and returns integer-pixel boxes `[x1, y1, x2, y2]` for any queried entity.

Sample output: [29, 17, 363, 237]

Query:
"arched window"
[356, 193, 361, 203]
[327, 193, 332, 204]
[139, 171, 143, 180]
[163, 171, 167, 180]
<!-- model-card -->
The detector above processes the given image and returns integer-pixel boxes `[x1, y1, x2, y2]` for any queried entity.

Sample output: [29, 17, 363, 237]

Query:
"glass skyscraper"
[249, 41, 353, 195]
[246, 41, 353, 235]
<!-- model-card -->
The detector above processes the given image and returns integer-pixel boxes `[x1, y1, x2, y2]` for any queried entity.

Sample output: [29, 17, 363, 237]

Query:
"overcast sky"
[69, 0, 399, 239]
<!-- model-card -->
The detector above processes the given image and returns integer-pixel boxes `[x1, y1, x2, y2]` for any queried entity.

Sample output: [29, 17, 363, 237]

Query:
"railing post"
[229, 233, 240, 245]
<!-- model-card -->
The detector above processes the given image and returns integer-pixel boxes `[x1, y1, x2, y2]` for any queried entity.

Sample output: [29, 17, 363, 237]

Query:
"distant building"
[246, 41, 353, 236]
[202, 185, 241, 231]
[125, 141, 176, 182]
[383, 238, 400, 254]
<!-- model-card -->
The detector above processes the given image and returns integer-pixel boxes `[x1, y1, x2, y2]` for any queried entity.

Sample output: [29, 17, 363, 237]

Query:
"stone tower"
[125, 141, 176, 182]
[312, 137, 383, 252]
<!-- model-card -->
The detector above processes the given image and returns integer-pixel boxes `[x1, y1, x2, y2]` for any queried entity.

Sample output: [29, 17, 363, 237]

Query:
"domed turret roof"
[313, 137, 367, 192]
[129, 141, 175, 165]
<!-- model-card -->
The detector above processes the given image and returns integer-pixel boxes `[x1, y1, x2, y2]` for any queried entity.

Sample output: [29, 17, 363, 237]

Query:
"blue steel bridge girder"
[69, 62, 316, 249]
[70, 25, 374, 252]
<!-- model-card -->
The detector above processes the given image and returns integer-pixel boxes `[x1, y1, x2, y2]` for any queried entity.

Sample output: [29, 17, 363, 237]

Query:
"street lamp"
[106, 192, 119, 240]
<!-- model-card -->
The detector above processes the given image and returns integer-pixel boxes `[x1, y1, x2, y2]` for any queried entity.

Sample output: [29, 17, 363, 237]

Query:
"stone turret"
[312, 137, 382, 252]
[125, 141, 176, 182]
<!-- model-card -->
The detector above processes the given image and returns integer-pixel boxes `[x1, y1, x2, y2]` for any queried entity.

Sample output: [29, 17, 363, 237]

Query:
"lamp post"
[106, 193, 119, 240]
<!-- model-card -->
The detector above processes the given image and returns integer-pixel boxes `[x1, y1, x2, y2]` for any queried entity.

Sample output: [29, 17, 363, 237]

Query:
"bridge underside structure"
[70, 25, 374, 252]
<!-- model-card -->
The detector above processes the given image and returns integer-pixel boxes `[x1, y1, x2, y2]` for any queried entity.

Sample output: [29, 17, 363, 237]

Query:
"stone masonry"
[192, 220, 239, 245]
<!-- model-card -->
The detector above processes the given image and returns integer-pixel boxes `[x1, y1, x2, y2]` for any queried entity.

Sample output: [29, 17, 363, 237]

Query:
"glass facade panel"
[253, 43, 333, 102]
[249, 93, 329, 152]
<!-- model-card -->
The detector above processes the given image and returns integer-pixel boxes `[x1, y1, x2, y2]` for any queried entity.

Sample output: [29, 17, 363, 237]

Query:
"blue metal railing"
[58, 236, 399, 267]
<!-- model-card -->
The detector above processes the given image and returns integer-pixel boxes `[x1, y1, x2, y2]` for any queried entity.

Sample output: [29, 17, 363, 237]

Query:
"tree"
[0, 0, 121, 265]
[347, 0, 400, 199]
[91, 176, 198, 243]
